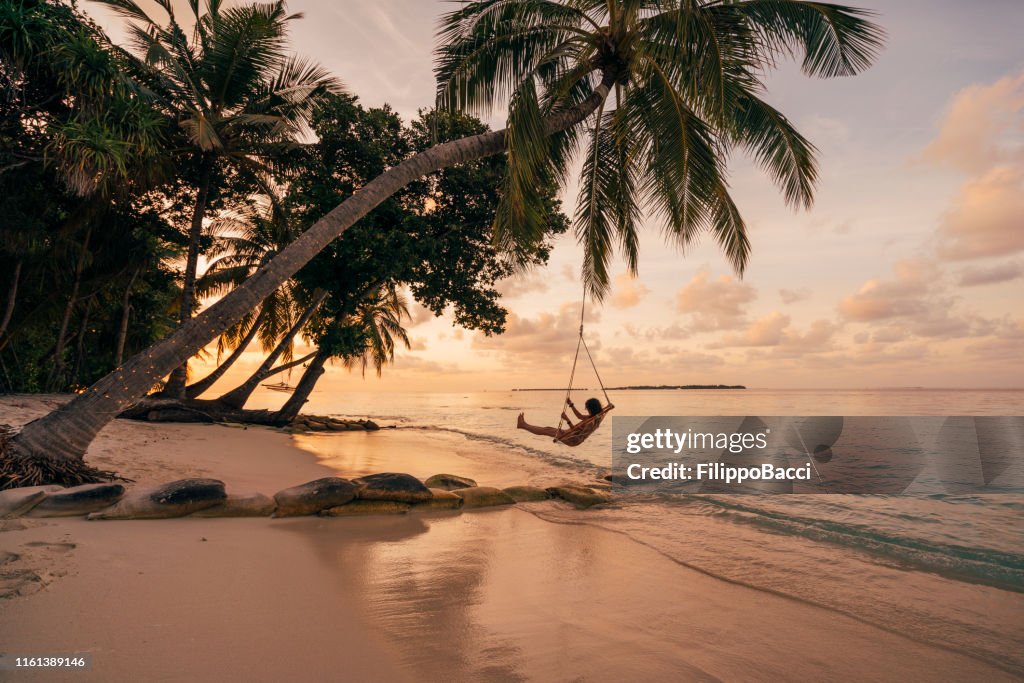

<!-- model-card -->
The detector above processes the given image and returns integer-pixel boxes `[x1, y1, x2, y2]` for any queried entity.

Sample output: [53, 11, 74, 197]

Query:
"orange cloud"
[609, 272, 650, 309]
[936, 166, 1024, 260]
[922, 70, 1024, 261]
[838, 260, 934, 322]
[712, 312, 836, 351]
[497, 270, 550, 299]
[472, 302, 598, 365]
[675, 270, 756, 330]
[921, 71, 1024, 173]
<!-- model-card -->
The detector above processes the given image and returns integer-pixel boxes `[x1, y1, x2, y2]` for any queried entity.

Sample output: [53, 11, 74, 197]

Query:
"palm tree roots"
[0, 425, 129, 490]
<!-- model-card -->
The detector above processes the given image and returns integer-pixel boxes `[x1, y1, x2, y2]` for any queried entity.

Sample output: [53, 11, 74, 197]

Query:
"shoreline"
[1, 395, 1018, 681]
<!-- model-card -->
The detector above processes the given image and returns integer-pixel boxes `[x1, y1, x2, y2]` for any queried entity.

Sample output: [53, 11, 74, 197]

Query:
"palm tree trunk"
[114, 267, 141, 368]
[274, 348, 329, 422]
[0, 260, 21, 339]
[165, 156, 215, 399]
[261, 350, 316, 382]
[6, 80, 611, 470]
[217, 290, 328, 409]
[184, 306, 267, 399]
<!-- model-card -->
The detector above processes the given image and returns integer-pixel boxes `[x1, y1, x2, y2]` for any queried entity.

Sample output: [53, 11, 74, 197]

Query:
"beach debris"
[273, 477, 357, 517]
[27, 483, 126, 517]
[353, 472, 433, 503]
[192, 492, 276, 517]
[321, 500, 411, 516]
[0, 486, 62, 518]
[88, 479, 227, 519]
[287, 415, 381, 433]
[418, 488, 464, 510]
[502, 486, 551, 502]
[546, 485, 612, 509]
[452, 486, 516, 508]
[423, 473, 477, 491]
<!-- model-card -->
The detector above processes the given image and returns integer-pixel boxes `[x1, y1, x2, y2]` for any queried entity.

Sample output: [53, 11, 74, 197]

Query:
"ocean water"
[251, 387, 1024, 673]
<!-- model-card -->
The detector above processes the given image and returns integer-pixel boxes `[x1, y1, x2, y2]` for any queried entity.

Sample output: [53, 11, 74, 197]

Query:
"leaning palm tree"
[276, 284, 411, 422]
[185, 192, 302, 398]
[4, 0, 884, 486]
[96, 0, 341, 397]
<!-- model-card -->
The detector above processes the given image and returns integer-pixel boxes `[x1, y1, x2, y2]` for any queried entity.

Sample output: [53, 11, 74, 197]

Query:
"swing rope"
[556, 283, 612, 435]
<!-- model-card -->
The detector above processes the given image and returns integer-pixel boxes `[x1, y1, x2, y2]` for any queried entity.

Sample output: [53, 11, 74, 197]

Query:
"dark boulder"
[28, 483, 126, 517]
[423, 473, 477, 491]
[0, 486, 62, 518]
[89, 479, 226, 519]
[273, 477, 357, 517]
[354, 472, 433, 504]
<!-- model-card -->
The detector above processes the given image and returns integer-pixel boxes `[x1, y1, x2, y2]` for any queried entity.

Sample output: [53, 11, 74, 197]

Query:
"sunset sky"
[93, 0, 1024, 392]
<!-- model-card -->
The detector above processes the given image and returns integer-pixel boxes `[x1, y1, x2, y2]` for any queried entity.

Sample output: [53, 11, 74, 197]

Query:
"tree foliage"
[435, 0, 884, 297]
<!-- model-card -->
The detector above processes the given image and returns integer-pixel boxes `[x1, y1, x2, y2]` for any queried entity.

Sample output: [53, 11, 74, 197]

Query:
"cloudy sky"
[93, 0, 1024, 392]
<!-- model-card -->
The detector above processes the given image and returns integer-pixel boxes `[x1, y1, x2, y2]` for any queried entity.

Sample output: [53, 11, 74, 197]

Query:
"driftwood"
[118, 398, 289, 426]
[117, 398, 380, 433]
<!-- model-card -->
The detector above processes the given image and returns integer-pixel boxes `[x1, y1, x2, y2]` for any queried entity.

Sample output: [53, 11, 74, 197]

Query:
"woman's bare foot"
[517, 412, 526, 429]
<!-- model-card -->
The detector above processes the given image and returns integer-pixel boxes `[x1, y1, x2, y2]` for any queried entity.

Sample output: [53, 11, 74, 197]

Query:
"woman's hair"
[585, 398, 602, 416]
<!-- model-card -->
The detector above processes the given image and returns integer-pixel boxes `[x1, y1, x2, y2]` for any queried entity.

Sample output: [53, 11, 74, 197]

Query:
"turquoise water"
[250, 388, 1024, 672]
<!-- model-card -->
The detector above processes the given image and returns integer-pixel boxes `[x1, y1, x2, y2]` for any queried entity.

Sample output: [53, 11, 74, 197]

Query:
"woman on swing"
[517, 397, 613, 447]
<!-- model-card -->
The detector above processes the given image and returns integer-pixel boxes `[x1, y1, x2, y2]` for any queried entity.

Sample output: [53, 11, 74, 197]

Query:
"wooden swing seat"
[553, 405, 614, 446]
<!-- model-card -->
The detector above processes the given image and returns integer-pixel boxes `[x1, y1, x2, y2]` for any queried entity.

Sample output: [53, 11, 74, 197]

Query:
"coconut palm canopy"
[436, 0, 883, 298]
[98, 0, 340, 163]
[94, 0, 341, 397]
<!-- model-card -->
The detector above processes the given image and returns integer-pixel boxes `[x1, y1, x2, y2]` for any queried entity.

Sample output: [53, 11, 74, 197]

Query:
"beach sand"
[1, 396, 1016, 682]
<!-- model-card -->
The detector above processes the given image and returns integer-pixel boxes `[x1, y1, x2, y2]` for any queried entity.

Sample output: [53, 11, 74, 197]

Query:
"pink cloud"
[712, 312, 836, 352]
[958, 261, 1023, 286]
[838, 260, 935, 322]
[936, 166, 1024, 260]
[921, 71, 1024, 174]
[675, 270, 756, 330]
[779, 288, 811, 304]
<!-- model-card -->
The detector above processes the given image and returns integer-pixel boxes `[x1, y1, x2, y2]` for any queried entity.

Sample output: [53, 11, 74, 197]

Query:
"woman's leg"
[517, 413, 559, 437]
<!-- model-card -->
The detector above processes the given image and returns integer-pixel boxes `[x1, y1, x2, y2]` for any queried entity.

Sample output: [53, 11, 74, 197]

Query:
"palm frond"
[723, 0, 885, 78]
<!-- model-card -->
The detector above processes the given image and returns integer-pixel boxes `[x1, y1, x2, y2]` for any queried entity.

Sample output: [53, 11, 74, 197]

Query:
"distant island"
[512, 388, 590, 391]
[512, 385, 745, 391]
[607, 385, 746, 390]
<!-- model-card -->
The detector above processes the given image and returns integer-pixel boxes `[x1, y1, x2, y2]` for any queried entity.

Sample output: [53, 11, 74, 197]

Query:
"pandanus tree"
[94, 0, 340, 397]
[2, 0, 884, 487]
[1, 0, 168, 392]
